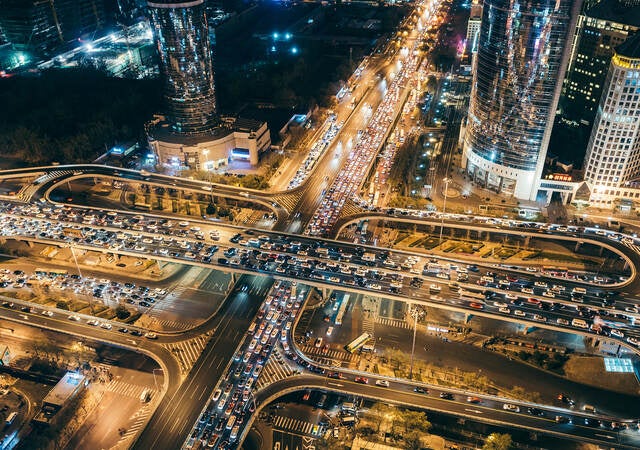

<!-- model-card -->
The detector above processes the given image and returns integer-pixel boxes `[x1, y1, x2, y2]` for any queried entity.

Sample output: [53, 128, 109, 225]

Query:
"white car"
[610, 329, 624, 338]
[514, 310, 526, 317]
[503, 403, 520, 412]
[375, 380, 390, 387]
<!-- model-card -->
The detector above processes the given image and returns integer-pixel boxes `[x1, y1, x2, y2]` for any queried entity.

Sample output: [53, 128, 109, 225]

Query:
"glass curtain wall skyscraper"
[462, 0, 581, 200]
[583, 33, 640, 206]
[147, 0, 217, 134]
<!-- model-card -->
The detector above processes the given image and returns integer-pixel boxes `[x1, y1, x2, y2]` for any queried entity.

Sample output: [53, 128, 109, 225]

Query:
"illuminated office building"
[462, 0, 581, 200]
[561, 1, 640, 125]
[146, 0, 270, 169]
[583, 33, 640, 207]
[147, 0, 217, 134]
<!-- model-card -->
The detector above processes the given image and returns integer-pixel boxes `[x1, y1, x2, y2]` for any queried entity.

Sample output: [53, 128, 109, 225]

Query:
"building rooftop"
[149, 116, 265, 145]
[586, 1, 640, 27]
[616, 31, 640, 59]
[42, 372, 85, 407]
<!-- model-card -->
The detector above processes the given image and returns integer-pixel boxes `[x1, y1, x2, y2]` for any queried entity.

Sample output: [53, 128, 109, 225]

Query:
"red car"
[328, 372, 345, 379]
[355, 377, 369, 384]
[469, 302, 484, 310]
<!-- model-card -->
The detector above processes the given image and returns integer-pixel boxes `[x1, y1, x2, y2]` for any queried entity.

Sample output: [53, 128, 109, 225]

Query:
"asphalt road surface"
[133, 275, 272, 450]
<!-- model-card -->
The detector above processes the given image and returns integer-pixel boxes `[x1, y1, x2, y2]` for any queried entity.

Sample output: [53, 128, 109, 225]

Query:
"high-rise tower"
[561, 1, 640, 126]
[147, 0, 217, 134]
[583, 33, 640, 207]
[461, 0, 581, 200]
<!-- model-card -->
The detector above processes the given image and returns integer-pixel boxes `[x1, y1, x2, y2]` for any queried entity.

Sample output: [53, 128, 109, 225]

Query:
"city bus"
[345, 332, 372, 353]
[334, 294, 350, 326]
[5, 412, 17, 426]
[459, 290, 485, 301]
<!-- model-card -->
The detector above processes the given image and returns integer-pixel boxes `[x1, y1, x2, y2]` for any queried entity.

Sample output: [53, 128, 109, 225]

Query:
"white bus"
[335, 294, 350, 326]
[5, 412, 17, 426]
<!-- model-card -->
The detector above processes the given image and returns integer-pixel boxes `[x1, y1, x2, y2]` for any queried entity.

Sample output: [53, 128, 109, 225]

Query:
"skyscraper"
[147, 0, 217, 134]
[561, 1, 640, 126]
[461, 0, 581, 200]
[583, 32, 640, 207]
[465, 1, 482, 54]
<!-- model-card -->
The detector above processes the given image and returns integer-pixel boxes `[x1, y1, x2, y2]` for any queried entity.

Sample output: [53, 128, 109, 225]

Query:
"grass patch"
[495, 247, 518, 259]
[564, 356, 640, 395]
[124, 311, 142, 324]
[394, 231, 411, 244]
[441, 241, 458, 253]
[96, 308, 116, 320]
[69, 300, 89, 312]
[453, 242, 478, 254]
[421, 237, 440, 250]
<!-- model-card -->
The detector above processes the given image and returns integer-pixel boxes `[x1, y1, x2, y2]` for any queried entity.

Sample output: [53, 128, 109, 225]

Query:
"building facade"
[461, 0, 581, 200]
[583, 33, 640, 208]
[147, 0, 217, 134]
[0, 0, 106, 56]
[465, 2, 482, 54]
[149, 116, 271, 169]
[561, 1, 640, 125]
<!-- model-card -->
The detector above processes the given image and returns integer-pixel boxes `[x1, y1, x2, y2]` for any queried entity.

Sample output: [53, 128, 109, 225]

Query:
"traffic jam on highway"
[305, 0, 436, 237]
[0, 200, 639, 348]
[185, 280, 306, 449]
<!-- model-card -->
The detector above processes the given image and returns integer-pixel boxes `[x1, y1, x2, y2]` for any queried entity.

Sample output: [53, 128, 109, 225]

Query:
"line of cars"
[0, 267, 167, 314]
[186, 281, 303, 450]
[288, 117, 343, 189]
[305, 8, 427, 237]
[3, 202, 638, 346]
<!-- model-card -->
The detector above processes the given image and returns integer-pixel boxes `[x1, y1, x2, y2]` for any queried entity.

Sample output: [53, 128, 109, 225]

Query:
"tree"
[370, 403, 396, 432]
[399, 410, 431, 433]
[483, 433, 513, 450]
[115, 305, 131, 320]
[404, 430, 423, 450]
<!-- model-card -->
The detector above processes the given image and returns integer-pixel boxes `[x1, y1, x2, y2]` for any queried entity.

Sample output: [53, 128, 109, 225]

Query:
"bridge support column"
[26, 241, 33, 248]
[598, 246, 604, 257]
[466, 229, 470, 240]
[464, 313, 472, 324]
[524, 236, 530, 247]
[574, 241, 581, 253]
[322, 286, 328, 299]
[230, 272, 237, 285]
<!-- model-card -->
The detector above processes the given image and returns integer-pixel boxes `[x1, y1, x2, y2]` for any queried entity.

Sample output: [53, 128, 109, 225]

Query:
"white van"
[140, 388, 151, 403]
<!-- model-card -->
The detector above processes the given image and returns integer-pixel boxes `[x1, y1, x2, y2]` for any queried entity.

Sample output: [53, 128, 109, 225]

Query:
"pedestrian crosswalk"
[255, 351, 294, 390]
[375, 317, 411, 329]
[271, 414, 322, 436]
[152, 318, 193, 331]
[105, 379, 157, 400]
[17, 170, 74, 202]
[164, 334, 210, 374]
[116, 402, 153, 445]
[273, 193, 301, 213]
[300, 345, 357, 364]
[362, 314, 375, 336]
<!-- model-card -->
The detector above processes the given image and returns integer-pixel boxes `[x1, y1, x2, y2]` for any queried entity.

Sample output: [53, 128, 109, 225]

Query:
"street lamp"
[408, 305, 424, 380]
[68, 243, 90, 312]
[438, 177, 451, 246]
